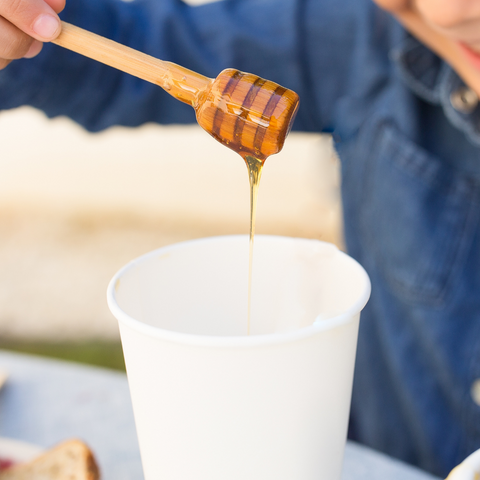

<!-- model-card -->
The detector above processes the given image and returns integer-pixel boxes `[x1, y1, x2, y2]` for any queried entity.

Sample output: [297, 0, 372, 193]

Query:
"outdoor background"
[0, 1, 342, 368]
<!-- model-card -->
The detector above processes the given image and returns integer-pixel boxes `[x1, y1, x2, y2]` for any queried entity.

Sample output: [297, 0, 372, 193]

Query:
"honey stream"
[244, 155, 264, 335]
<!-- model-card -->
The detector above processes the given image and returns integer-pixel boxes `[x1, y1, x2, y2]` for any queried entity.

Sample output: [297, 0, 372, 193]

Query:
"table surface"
[0, 350, 440, 480]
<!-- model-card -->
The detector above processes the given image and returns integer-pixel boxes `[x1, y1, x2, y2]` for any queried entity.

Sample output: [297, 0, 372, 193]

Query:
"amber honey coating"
[195, 69, 299, 161]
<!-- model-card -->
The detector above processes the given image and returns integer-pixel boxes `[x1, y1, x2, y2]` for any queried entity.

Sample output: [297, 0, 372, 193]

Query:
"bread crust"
[0, 439, 100, 480]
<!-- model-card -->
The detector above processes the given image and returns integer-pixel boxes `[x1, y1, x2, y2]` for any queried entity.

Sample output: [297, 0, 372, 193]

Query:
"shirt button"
[471, 379, 480, 406]
[450, 86, 479, 114]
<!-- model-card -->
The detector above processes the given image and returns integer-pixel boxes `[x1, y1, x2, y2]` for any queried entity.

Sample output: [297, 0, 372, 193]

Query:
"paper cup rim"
[107, 235, 371, 348]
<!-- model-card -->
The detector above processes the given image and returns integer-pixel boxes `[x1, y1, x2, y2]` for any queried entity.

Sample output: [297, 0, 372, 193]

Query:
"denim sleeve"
[0, 0, 374, 133]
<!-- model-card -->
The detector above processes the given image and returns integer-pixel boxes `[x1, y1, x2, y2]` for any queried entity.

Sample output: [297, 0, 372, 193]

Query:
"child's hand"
[0, 0, 64, 70]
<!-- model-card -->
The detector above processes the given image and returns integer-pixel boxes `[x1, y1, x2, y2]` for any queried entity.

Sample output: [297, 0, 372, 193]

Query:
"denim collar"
[392, 34, 480, 146]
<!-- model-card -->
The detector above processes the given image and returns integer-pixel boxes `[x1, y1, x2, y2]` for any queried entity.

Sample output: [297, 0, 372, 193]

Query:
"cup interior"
[109, 235, 370, 338]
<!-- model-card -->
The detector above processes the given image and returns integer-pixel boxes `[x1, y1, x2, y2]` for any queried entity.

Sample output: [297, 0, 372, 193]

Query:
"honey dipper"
[52, 22, 299, 161]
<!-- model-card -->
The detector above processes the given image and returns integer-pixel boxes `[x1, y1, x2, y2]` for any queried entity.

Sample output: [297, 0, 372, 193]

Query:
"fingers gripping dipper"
[52, 23, 300, 162]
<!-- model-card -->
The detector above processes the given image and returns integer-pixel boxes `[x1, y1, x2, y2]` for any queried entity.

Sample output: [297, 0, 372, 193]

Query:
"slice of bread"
[0, 439, 100, 480]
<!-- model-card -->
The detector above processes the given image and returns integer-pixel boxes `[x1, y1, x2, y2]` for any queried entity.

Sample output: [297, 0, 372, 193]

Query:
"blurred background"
[0, 3, 342, 369]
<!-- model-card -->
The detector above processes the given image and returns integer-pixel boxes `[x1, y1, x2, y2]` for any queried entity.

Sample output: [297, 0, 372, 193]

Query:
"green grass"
[0, 339, 126, 371]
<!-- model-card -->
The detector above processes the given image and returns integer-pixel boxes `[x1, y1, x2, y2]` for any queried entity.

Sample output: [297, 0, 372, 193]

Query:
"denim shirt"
[1, 0, 480, 477]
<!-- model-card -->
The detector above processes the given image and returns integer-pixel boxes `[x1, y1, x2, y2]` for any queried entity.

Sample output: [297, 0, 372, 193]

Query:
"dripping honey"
[189, 69, 299, 336]
[135, 68, 298, 335]
[244, 155, 264, 335]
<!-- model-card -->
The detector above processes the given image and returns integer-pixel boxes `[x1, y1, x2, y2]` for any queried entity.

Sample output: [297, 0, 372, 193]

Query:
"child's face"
[375, 0, 480, 91]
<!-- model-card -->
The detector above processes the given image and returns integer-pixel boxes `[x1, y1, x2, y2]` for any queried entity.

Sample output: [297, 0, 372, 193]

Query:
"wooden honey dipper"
[52, 22, 300, 162]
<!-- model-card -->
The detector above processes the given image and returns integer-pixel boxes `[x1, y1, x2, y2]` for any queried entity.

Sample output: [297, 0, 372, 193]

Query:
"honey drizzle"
[244, 155, 265, 335]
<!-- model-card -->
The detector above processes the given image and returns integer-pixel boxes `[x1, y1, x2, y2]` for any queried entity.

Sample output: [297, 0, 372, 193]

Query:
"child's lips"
[457, 42, 480, 70]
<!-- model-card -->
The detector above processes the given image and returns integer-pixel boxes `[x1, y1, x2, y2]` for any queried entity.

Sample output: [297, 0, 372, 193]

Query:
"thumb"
[0, 0, 62, 42]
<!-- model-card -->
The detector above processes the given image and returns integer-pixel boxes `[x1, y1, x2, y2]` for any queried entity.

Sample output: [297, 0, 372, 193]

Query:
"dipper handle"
[52, 22, 212, 106]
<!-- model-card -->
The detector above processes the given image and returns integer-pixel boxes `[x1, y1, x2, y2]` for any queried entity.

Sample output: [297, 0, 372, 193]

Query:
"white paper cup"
[107, 235, 370, 480]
